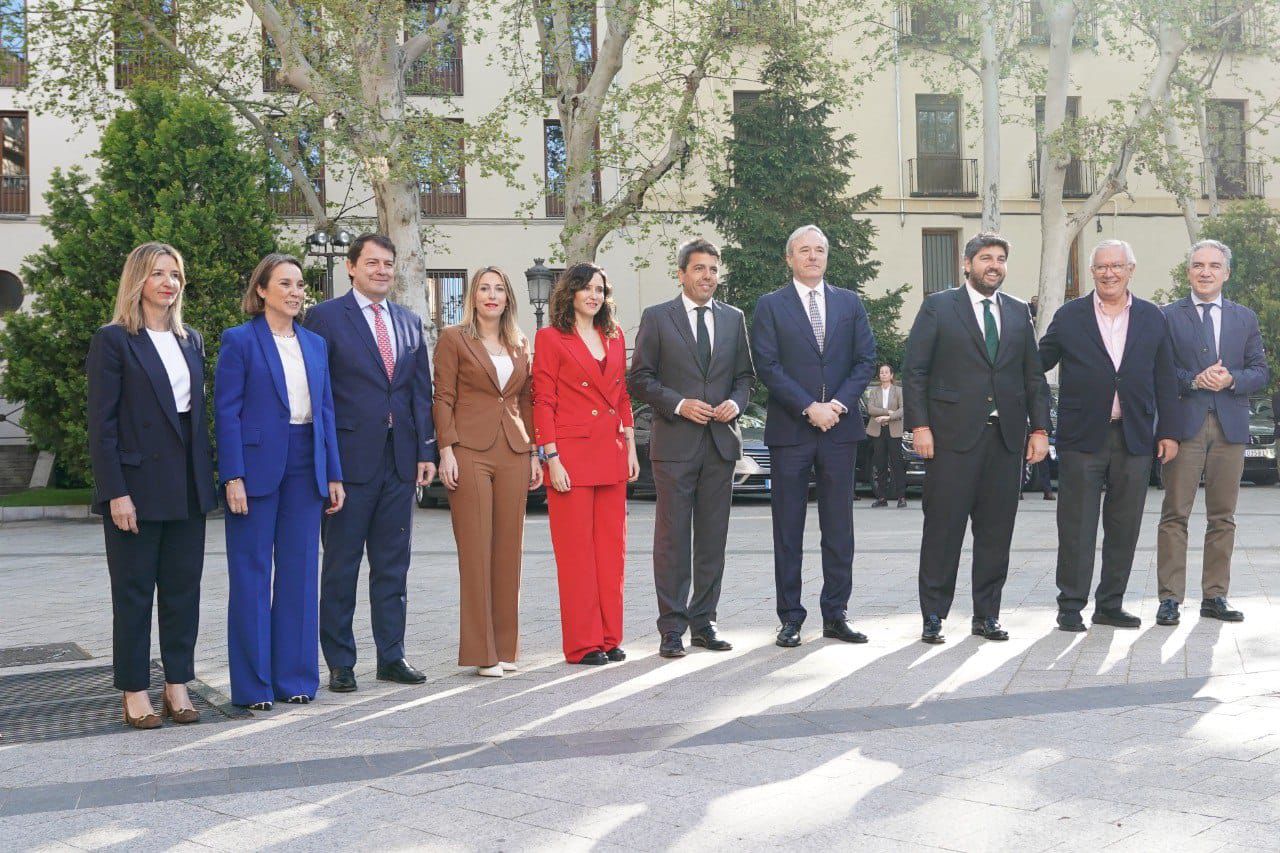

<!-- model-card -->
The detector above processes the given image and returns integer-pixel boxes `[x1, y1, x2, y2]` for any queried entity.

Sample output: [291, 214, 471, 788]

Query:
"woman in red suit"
[533, 262, 639, 665]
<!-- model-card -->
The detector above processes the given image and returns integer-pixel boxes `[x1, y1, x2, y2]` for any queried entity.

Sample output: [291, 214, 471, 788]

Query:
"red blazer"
[533, 326, 634, 487]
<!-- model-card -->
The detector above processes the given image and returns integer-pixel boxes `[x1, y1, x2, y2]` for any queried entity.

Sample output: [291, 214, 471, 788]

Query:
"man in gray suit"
[629, 238, 756, 658]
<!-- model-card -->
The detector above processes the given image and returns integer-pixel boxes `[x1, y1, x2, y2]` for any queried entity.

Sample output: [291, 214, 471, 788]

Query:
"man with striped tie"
[902, 232, 1052, 645]
[750, 224, 878, 649]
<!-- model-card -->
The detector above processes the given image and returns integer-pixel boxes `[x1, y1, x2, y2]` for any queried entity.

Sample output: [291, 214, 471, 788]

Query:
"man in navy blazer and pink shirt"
[303, 234, 438, 693]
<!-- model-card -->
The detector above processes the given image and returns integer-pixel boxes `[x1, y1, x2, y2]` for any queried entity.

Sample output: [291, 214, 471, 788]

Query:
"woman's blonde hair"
[459, 266, 526, 352]
[110, 242, 188, 337]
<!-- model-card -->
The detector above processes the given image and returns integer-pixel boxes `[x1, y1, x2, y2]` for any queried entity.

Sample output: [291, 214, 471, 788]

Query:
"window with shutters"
[921, 229, 960, 295]
[0, 110, 28, 215]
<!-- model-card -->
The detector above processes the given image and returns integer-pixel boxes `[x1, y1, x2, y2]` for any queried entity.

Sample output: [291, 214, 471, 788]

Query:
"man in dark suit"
[1039, 240, 1180, 633]
[903, 232, 1051, 644]
[1157, 239, 1268, 626]
[750, 224, 877, 648]
[303, 234, 438, 692]
[628, 238, 755, 658]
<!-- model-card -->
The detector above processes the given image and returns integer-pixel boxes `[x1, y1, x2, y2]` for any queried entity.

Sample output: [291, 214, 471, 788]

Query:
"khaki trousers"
[449, 443, 531, 666]
[1157, 413, 1245, 602]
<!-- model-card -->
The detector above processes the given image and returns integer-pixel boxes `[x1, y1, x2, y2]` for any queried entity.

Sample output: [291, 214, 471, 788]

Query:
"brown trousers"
[449, 443, 531, 666]
[1157, 413, 1245, 602]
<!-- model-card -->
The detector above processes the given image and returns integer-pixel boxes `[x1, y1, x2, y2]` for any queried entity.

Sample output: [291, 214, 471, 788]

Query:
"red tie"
[371, 303, 395, 381]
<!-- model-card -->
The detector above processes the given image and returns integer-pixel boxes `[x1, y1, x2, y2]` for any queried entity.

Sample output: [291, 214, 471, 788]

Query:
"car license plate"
[1244, 448, 1270, 458]
[764, 478, 770, 489]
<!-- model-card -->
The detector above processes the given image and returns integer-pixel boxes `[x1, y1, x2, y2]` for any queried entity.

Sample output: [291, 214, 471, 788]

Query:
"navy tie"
[1200, 303, 1218, 363]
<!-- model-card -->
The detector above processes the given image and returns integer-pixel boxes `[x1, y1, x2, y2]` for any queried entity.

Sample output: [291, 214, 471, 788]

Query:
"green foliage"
[1162, 199, 1280, 393]
[0, 86, 280, 484]
[698, 56, 906, 370]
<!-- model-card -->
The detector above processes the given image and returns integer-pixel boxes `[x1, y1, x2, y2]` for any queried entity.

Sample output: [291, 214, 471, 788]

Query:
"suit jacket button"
[592, 409, 599, 416]
[582, 381, 589, 387]
[498, 397, 504, 403]
[987, 396, 993, 403]
[152, 453, 161, 460]
[609, 408, 615, 415]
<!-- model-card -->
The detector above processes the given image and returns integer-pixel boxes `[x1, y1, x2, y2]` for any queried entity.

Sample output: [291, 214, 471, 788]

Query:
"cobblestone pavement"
[1, 486, 1278, 851]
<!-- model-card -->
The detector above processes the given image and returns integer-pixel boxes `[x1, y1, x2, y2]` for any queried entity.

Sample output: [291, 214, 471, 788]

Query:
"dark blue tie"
[1200, 303, 1218, 363]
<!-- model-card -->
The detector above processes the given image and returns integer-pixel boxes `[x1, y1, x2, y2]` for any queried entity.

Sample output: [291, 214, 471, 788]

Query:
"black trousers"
[918, 422, 1022, 620]
[870, 431, 905, 500]
[1055, 422, 1152, 614]
[102, 413, 206, 692]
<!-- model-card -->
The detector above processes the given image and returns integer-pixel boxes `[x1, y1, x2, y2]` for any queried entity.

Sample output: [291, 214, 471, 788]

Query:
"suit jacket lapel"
[563, 329, 608, 397]
[178, 331, 204, 416]
[1182, 298, 1215, 370]
[952, 287, 989, 360]
[342, 291, 389, 384]
[994, 292, 1021, 364]
[783, 285, 822, 354]
[709, 300, 731, 374]
[461, 332, 503, 393]
[1079, 293, 1112, 365]
[251, 315, 290, 410]
[667, 297, 700, 366]
[127, 330, 182, 438]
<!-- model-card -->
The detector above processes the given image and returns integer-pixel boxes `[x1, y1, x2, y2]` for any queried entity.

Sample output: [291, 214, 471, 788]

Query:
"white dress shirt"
[792, 279, 847, 415]
[273, 333, 313, 424]
[1190, 292, 1223, 354]
[881, 387, 892, 410]
[673, 294, 738, 419]
[352, 287, 397, 365]
[965, 282, 1002, 338]
[144, 328, 192, 413]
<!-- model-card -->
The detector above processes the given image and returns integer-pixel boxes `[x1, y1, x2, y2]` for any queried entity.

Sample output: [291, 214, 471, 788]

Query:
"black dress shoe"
[921, 615, 944, 644]
[691, 625, 733, 651]
[1043, 492, 1056, 501]
[659, 631, 686, 658]
[574, 651, 609, 665]
[1057, 610, 1087, 632]
[376, 659, 427, 684]
[605, 647, 626, 662]
[897, 498, 908, 508]
[971, 617, 1009, 641]
[871, 499, 888, 508]
[823, 619, 868, 644]
[776, 621, 802, 648]
[1092, 607, 1141, 628]
[1200, 597, 1244, 622]
[1156, 598, 1180, 626]
[328, 666, 357, 693]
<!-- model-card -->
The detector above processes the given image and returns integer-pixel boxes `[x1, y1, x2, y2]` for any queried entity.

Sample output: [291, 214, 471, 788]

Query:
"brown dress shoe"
[163, 695, 200, 724]
[123, 696, 162, 730]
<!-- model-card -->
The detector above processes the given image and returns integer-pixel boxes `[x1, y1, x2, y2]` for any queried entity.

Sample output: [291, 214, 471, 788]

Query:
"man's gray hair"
[785, 224, 829, 256]
[1188, 239, 1232, 270]
[676, 237, 721, 271]
[1089, 239, 1136, 267]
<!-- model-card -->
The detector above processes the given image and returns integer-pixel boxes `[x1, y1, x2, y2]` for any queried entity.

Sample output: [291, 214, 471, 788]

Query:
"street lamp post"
[305, 227, 354, 300]
[524, 258, 555, 330]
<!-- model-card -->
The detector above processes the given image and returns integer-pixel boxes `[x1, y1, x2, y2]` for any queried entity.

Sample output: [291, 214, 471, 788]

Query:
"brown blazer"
[863, 383, 904, 438]
[432, 325, 534, 453]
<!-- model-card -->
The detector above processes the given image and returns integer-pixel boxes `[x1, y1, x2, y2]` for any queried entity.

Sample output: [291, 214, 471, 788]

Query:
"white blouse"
[490, 352, 514, 391]
[272, 334, 313, 424]
[144, 328, 192, 413]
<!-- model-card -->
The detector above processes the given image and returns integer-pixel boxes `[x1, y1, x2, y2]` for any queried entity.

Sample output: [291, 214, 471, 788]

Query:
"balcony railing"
[0, 54, 26, 88]
[1030, 157, 1095, 198]
[543, 60, 594, 96]
[267, 180, 323, 219]
[419, 181, 465, 217]
[1016, 1, 1096, 45]
[545, 173, 601, 218]
[0, 174, 29, 215]
[1199, 2, 1272, 50]
[1201, 160, 1265, 199]
[114, 46, 173, 90]
[406, 53, 462, 96]
[898, 4, 971, 41]
[908, 157, 978, 197]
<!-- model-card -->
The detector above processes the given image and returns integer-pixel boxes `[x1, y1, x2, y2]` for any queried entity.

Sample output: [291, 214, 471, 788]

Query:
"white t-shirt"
[273, 334, 313, 424]
[490, 352, 514, 391]
[145, 328, 192, 413]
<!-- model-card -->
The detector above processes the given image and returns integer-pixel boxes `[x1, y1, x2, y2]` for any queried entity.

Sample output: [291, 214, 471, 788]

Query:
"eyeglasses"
[1090, 263, 1133, 273]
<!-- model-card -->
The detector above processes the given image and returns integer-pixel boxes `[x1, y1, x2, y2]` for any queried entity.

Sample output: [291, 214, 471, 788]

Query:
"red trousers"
[546, 482, 626, 662]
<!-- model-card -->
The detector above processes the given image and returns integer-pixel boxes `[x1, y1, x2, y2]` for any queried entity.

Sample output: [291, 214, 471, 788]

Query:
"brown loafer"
[163, 695, 200, 724]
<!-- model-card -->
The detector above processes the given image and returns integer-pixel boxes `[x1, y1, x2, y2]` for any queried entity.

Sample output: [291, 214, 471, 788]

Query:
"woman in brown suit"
[434, 266, 543, 677]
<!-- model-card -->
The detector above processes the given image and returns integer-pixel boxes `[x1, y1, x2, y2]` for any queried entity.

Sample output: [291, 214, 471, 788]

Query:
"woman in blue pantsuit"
[216, 253, 344, 710]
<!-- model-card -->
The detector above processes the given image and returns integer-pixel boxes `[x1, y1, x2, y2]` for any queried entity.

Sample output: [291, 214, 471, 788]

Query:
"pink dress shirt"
[1093, 291, 1131, 420]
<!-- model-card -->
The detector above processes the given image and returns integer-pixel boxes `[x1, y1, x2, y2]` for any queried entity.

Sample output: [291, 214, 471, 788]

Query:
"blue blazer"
[1039, 293, 1180, 456]
[86, 323, 218, 519]
[214, 316, 342, 498]
[301, 290, 437, 483]
[1162, 296, 1268, 444]
[750, 283, 877, 446]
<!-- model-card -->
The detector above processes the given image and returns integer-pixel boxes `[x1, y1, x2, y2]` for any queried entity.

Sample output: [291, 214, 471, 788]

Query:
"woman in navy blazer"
[87, 242, 218, 729]
[216, 254, 344, 709]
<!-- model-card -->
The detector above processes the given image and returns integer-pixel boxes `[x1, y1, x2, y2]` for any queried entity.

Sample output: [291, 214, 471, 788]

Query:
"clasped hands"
[680, 399, 739, 425]
[803, 401, 842, 432]
[1194, 361, 1234, 392]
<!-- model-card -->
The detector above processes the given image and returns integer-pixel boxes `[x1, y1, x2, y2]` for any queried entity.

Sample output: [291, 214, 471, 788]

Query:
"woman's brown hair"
[242, 253, 305, 316]
[547, 262, 619, 338]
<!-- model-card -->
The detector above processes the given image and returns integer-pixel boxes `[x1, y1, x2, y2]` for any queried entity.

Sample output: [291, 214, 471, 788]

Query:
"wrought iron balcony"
[908, 157, 978, 197]
[898, 3, 971, 41]
[419, 180, 465, 217]
[0, 174, 29, 215]
[406, 53, 463, 96]
[0, 53, 26, 88]
[1201, 160, 1264, 199]
[267, 180, 324, 219]
[1030, 157, 1095, 199]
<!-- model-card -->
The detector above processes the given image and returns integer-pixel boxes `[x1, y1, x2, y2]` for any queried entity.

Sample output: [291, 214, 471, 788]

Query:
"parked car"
[417, 468, 546, 510]
[1149, 395, 1275, 488]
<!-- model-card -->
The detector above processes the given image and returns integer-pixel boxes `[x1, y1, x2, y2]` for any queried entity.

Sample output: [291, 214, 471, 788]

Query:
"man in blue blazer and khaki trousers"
[304, 234, 438, 692]
[1156, 239, 1268, 626]
[751, 224, 876, 648]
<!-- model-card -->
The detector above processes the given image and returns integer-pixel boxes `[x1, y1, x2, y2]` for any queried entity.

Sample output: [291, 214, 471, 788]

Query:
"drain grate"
[0, 661, 249, 744]
[0, 643, 92, 668]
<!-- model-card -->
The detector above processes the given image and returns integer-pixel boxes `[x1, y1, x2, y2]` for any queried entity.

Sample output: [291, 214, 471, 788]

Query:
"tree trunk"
[979, 1, 1001, 232]
[1196, 99, 1221, 219]
[1163, 90, 1201, 241]
[368, 168, 431, 321]
[1035, 0, 1077, 337]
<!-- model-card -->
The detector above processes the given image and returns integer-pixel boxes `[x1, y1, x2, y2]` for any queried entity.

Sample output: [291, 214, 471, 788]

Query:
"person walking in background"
[1156, 239, 1268, 626]
[87, 242, 217, 729]
[533, 263, 639, 666]
[863, 363, 907, 508]
[216, 254, 344, 709]
[750, 224, 877, 649]
[433, 267, 542, 678]
[1038, 240, 1180, 633]
[903, 232, 1051, 645]
[628, 238, 755, 659]
[303, 234, 438, 693]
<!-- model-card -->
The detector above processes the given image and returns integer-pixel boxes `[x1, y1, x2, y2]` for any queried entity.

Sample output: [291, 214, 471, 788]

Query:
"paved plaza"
[0, 486, 1278, 851]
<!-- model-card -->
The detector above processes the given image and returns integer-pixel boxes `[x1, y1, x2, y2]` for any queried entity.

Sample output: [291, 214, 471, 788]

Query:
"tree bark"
[979, 0, 1001, 232]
